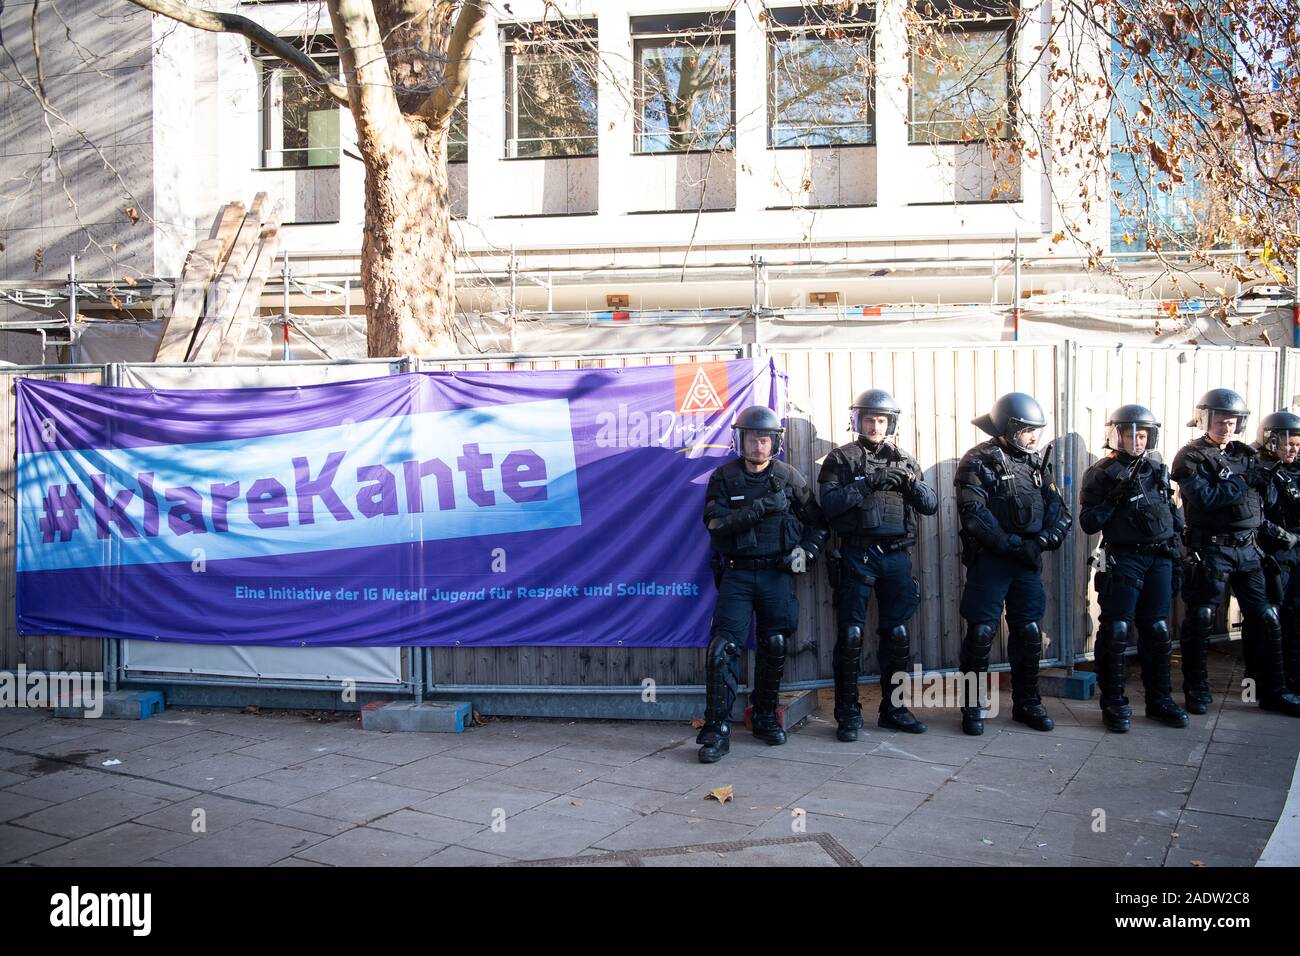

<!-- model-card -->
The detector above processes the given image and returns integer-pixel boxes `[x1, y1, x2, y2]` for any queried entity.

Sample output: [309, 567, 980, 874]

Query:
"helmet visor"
[852, 408, 898, 438]
[735, 427, 782, 460]
[1106, 423, 1158, 454]
[1006, 418, 1045, 452]
[1200, 408, 1248, 437]
[1264, 428, 1300, 457]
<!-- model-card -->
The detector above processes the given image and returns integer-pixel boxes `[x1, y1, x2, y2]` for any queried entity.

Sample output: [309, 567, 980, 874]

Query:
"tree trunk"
[360, 117, 457, 358]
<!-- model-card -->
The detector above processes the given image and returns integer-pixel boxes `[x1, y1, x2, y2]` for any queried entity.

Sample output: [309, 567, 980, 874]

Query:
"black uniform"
[1171, 436, 1297, 713]
[1254, 448, 1300, 693]
[1078, 451, 1188, 728]
[955, 439, 1071, 726]
[699, 458, 828, 756]
[818, 436, 938, 736]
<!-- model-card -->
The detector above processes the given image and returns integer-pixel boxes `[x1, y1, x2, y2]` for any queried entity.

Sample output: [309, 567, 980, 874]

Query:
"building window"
[768, 6, 874, 148]
[1108, 36, 1221, 253]
[258, 37, 340, 168]
[449, 94, 469, 163]
[504, 21, 598, 158]
[908, 0, 1015, 144]
[633, 13, 735, 153]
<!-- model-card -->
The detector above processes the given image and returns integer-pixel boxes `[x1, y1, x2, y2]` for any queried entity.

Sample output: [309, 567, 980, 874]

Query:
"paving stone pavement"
[1, 648, 1297, 867]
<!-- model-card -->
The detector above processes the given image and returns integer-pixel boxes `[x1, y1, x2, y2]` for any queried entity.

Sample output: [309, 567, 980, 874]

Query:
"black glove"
[885, 466, 913, 490]
[1038, 527, 1064, 551]
[752, 490, 790, 517]
[1015, 537, 1044, 569]
[1108, 476, 1140, 505]
[860, 470, 896, 492]
[1246, 464, 1272, 491]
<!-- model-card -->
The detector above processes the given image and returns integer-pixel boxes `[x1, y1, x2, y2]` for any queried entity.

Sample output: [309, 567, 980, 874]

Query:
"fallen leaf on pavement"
[707, 785, 733, 805]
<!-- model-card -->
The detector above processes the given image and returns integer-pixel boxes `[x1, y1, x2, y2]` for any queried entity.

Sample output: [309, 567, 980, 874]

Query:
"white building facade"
[0, 0, 1271, 359]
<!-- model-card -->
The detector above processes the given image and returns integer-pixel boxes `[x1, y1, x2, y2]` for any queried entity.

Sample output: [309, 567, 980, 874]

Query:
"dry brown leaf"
[706, 785, 733, 805]
[1190, 860, 1207, 867]
[689, 717, 705, 729]
[124, 206, 139, 225]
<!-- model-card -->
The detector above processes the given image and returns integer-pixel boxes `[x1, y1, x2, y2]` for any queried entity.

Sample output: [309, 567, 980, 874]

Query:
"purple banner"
[16, 359, 784, 647]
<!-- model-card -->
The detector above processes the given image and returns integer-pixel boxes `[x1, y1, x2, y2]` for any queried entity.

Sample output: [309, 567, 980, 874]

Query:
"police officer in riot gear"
[1254, 411, 1300, 695]
[1079, 405, 1188, 732]
[698, 405, 829, 763]
[1173, 389, 1300, 718]
[955, 392, 1072, 735]
[818, 388, 939, 741]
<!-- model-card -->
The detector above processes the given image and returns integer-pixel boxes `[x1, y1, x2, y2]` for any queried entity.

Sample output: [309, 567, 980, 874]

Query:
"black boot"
[832, 626, 864, 742]
[750, 632, 788, 745]
[1095, 619, 1132, 733]
[1009, 621, 1054, 732]
[877, 625, 927, 734]
[1247, 608, 1300, 718]
[959, 621, 996, 736]
[1282, 606, 1300, 696]
[1180, 605, 1215, 715]
[698, 633, 740, 763]
[1137, 619, 1189, 728]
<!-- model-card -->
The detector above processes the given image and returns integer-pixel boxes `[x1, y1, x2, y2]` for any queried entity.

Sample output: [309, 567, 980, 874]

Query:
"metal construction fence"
[1, 341, 1291, 716]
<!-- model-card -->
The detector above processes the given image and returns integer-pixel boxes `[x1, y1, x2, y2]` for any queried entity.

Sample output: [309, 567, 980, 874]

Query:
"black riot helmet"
[1190, 388, 1249, 436]
[850, 388, 901, 438]
[1259, 410, 1300, 455]
[732, 404, 784, 460]
[1105, 404, 1161, 455]
[973, 392, 1047, 453]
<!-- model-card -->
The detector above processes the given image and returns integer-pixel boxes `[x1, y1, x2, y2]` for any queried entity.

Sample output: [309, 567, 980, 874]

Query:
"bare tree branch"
[30, 0, 45, 99]
[325, 0, 404, 142]
[123, 0, 351, 105]
[414, 0, 486, 127]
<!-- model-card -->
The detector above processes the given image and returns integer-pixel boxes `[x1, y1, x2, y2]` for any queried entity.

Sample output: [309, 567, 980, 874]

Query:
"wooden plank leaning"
[187, 192, 269, 362]
[153, 237, 221, 361]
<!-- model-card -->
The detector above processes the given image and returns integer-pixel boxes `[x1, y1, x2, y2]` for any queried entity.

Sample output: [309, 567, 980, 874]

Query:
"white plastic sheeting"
[76, 316, 369, 364]
[122, 641, 403, 684]
[69, 301, 1293, 364]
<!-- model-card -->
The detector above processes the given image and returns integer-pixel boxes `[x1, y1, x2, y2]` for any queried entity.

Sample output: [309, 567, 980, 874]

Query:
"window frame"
[632, 13, 737, 155]
[447, 95, 469, 164]
[907, 3, 1018, 146]
[256, 37, 341, 171]
[766, 11, 876, 150]
[502, 21, 600, 160]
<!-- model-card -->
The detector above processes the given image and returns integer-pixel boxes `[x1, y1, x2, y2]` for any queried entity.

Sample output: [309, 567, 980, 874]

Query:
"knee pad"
[877, 624, 910, 655]
[1252, 605, 1281, 629]
[1101, 619, 1131, 650]
[1190, 605, 1216, 631]
[1010, 621, 1041, 647]
[839, 625, 864, 654]
[1144, 619, 1170, 642]
[707, 632, 740, 667]
[756, 632, 787, 658]
[967, 621, 997, 653]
